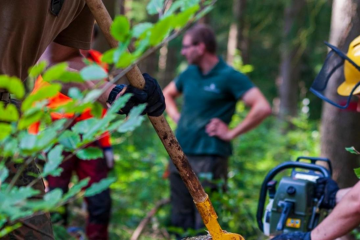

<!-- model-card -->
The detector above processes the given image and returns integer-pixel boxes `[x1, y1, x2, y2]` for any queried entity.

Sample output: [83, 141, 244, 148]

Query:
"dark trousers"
[47, 146, 111, 240]
[169, 155, 228, 239]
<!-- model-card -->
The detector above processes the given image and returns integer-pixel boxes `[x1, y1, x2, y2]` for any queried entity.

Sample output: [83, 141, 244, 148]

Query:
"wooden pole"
[85, 1, 244, 239]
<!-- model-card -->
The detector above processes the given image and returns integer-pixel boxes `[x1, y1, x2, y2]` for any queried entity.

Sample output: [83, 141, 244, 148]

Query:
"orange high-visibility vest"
[29, 50, 111, 148]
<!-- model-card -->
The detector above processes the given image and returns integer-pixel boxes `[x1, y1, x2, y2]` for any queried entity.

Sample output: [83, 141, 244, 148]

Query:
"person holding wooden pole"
[0, 1, 165, 239]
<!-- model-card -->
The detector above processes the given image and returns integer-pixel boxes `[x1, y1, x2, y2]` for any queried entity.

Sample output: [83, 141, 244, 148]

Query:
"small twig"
[18, 219, 54, 239]
[130, 198, 170, 240]
[6, 157, 35, 192]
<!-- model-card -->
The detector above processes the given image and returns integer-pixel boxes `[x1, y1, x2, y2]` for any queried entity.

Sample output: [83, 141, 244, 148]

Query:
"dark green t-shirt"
[175, 58, 254, 157]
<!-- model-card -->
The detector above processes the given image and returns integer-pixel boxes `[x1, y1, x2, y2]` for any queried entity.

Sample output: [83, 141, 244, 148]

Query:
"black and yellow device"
[256, 156, 333, 236]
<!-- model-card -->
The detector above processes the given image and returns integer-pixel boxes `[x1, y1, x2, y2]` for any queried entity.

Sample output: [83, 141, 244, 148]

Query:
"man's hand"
[205, 118, 234, 141]
[142, 73, 166, 116]
[271, 231, 311, 240]
[316, 177, 339, 209]
[109, 73, 166, 116]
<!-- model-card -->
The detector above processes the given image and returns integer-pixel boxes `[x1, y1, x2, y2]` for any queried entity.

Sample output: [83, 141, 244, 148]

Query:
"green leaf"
[132, 23, 153, 38]
[345, 146, 360, 155]
[72, 118, 97, 134]
[59, 130, 80, 150]
[23, 100, 48, 117]
[180, 0, 201, 9]
[62, 178, 90, 202]
[0, 102, 19, 122]
[0, 223, 22, 238]
[163, 1, 182, 17]
[83, 114, 117, 141]
[42, 63, 68, 82]
[0, 162, 9, 183]
[0, 123, 12, 141]
[0, 186, 40, 207]
[35, 127, 58, 149]
[117, 104, 146, 133]
[80, 65, 108, 81]
[111, 16, 130, 42]
[21, 83, 61, 111]
[194, 4, 213, 21]
[83, 89, 103, 103]
[116, 52, 136, 68]
[0, 75, 25, 99]
[147, 0, 165, 15]
[58, 71, 84, 83]
[0, 103, 19, 122]
[76, 147, 103, 160]
[68, 87, 84, 100]
[150, 15, 174, 46]
[171, 4, 200, 29]
[84, 177, 116, 197]
[19, 133, 38, 152]
[354, 168, 360, 179]
[113, 41, 131, 64]
[107, 93, 132, 114]
[101, 49, 116, 64]
[91, 102, 103, 118]
[133, 37, 151, 58]
[44, 188, 63, 203]
[2, 138, 18, 157]
[43, 145, 64, 177]
[17, 110, 43, 130]
[28, 61, 47, 78]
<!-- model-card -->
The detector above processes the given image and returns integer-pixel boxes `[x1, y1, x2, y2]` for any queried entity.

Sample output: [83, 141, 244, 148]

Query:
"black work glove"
[115, 73, 165, 116]
[315, 177, 339, 209]
[271, 231, 311, 240]
[121, 84, 148, 115]
[141, 73, 166, 116]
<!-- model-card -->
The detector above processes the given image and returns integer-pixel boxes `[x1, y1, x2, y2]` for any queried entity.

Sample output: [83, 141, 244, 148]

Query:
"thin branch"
[6, 157, 36, 192]
[18, 219, 54, 239]
[130, 198, 170, 240]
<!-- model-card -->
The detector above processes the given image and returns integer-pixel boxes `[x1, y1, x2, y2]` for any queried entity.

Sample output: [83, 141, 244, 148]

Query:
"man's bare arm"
[206, 87, 272, 141]
[163, 81, 182, 123]
[336, 187, 352, 203]
[41, 42, 119, 106]
[311, 181, 360, 240]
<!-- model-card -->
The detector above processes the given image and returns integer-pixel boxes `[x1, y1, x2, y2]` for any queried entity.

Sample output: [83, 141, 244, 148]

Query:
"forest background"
[48, 0, 360, 239]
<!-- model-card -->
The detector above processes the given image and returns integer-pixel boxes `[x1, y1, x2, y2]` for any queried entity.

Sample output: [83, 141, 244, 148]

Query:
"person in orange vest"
[29, 26, 114, 240]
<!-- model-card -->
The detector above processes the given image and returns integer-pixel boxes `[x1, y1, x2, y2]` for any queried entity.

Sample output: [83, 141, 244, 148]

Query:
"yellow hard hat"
[337, 36, 360, 96]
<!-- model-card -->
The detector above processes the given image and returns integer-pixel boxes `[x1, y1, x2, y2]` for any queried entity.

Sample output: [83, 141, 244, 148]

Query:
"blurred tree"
[320, 0, 360, 193]
[198, 0, 211, 24]
[138, 15, 159, 78]
[278, 0, 306, 119]
[116, 0, 126, 15]
[226, 0, 247, 65]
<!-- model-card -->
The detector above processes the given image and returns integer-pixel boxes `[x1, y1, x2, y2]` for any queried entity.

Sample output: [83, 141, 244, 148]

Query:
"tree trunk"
[197, 0, 210, 24]
[158, 42, 177, 88]
[277, 0, 305, 118]
[138, 52, 159, 78]
[226, 0, 247, 65]
[320, 1, 360, 238]
[321, 0, 360, 187]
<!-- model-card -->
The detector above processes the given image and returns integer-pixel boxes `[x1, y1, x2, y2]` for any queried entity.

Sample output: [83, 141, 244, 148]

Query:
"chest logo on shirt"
[204, 83, 220, 93]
